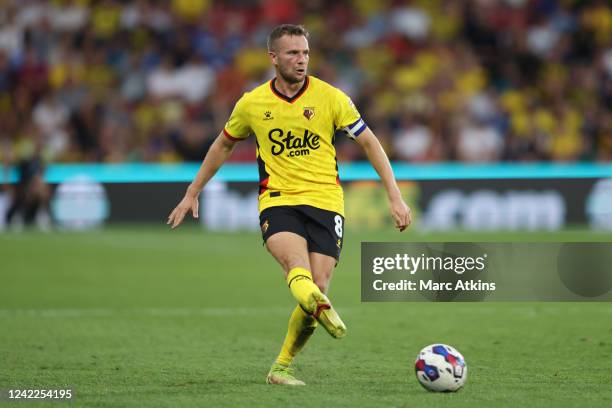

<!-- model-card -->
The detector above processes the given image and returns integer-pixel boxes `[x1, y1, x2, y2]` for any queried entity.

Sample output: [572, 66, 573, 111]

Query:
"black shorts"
[259, 205, 344, 261]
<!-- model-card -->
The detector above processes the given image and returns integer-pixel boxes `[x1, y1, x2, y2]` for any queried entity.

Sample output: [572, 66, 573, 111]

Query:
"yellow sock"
[286, 267, 321, 309]
[276, 305, 318, 366]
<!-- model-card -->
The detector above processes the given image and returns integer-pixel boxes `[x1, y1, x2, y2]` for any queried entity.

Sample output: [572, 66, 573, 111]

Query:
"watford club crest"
[303, 107, 315, 120]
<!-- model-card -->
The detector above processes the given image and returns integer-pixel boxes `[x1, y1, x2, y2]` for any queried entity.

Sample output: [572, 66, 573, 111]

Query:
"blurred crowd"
[0, 0, 611, 165]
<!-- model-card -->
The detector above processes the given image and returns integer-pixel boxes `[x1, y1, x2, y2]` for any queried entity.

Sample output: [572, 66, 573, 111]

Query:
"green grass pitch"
[1, 226, 611, 407]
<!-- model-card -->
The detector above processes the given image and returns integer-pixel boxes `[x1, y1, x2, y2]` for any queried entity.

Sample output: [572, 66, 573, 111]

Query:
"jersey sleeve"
[333, 89, 367, 139]
[223, 94, 251, 141]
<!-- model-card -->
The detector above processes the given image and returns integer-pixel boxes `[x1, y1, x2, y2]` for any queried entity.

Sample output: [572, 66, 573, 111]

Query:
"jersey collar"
[270, 76, 309, 104]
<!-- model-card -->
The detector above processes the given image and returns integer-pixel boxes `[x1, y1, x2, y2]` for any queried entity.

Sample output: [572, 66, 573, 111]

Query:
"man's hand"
[167, 188, 199, 229]
[390, 196, 411, 232]
[166, 132, 238, 229]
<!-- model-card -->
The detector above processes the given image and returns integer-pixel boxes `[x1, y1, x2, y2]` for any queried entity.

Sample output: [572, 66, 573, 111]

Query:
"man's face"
[269, 35, 309, 84]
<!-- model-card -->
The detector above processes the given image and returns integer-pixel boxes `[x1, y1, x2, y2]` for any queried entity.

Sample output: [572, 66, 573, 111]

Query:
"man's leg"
[266, 231, 314, 305]
[267, 303, 317, 385]
[275, 252, 336, 367]
[269, 253, 338, 382]
[265, 232, 345, 385]
[264, 232, 313, 385]
[266, 231, 346, 338]
[5, 187, 24, 225]
[309, 252, 336, 294]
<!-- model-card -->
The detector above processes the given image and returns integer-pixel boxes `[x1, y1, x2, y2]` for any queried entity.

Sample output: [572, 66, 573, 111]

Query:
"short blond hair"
[267, 24, 309, 52]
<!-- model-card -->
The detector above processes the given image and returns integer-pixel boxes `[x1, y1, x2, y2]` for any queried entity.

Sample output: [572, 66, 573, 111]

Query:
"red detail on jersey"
[259, 177, 269, 195]
[270, 76, 309, 104]
[223, 128, 242, 142]
[336, 175, 340, 185]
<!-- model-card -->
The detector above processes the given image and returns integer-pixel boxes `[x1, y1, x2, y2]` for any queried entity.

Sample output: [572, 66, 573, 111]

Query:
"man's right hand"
[167, 189, 199, 229]
[389, 196, 411, 232]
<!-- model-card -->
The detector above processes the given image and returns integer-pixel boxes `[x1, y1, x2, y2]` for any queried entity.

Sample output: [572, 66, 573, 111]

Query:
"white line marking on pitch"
[0, 305, 609, 318]
[0, 307, 297, 318]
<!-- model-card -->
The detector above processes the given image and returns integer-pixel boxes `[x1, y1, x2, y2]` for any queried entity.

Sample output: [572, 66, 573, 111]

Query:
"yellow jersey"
[223, 75, 366, 216]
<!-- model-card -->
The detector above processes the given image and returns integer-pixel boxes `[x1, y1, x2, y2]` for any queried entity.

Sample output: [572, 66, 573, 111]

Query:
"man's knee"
[278, 252, 309, 273]
[313, 277, 329, 294]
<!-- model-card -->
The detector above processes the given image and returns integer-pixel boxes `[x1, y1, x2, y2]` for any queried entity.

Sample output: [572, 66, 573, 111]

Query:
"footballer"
[167, 24, 411, 386]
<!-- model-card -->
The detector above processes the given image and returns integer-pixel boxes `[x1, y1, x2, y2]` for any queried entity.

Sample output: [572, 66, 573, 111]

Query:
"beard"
[277, 65, 305, 84]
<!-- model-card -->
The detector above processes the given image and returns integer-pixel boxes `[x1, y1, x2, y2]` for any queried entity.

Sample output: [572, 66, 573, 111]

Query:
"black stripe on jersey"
[256, 139, 270, 195]
[270, 76, 310, 103]
[332, 129, 340, 185]
[334, 156, 340, 185]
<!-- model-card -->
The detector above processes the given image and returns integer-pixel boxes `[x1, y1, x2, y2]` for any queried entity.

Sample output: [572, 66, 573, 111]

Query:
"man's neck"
[274, 75, 305, 98]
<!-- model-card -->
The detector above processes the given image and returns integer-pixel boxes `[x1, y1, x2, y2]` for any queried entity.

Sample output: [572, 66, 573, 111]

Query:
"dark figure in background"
[5, 146, 50, 228]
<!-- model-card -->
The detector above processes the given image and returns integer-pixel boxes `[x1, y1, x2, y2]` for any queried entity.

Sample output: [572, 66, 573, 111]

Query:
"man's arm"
[167, 132, 239, 229]
[354, 128, 412, 231]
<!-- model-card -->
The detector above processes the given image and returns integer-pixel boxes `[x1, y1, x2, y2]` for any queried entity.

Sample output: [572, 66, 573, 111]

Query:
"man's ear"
[268, 51, 277, 66]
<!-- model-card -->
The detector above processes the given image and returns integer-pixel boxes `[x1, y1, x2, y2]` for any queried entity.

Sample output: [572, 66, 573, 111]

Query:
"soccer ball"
[414, 344, 467, 392]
